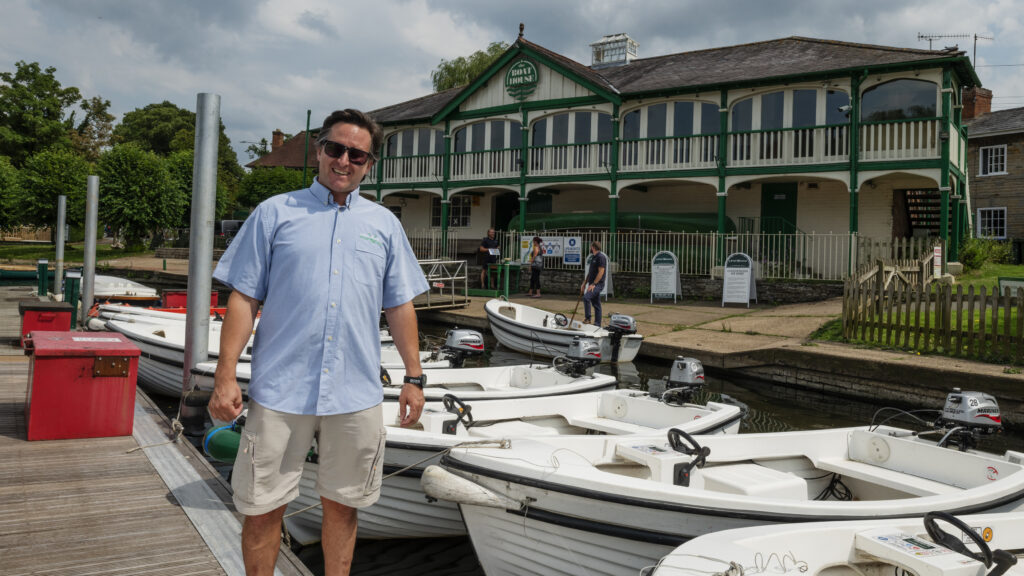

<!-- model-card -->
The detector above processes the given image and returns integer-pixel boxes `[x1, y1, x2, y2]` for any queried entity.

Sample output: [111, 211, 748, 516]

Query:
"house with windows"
[258, 30, 980, 280]
[964, 92, 1024, 252]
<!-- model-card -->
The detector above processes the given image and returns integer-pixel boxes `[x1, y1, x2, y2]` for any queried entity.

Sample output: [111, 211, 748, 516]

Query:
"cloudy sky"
[3, 0, 1022, 164]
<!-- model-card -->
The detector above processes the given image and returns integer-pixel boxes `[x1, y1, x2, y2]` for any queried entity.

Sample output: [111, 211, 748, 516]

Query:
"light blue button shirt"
[213, 180, 428, 415]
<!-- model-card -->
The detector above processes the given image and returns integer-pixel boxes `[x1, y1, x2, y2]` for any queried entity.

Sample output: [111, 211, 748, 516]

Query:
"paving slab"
[699, 315, 834, 339]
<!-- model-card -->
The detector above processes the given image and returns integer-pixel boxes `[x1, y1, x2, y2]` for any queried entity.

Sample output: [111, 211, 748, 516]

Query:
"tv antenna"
[917, 33, 993, 65]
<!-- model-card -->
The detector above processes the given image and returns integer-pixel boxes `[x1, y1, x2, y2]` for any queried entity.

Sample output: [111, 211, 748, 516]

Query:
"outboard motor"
[438, 329, 484, 368]
[935, 388, 1002, 452]
[648, 356, 705, 404]
[605, 314, 637, 363]
[561, 335, 601, 377]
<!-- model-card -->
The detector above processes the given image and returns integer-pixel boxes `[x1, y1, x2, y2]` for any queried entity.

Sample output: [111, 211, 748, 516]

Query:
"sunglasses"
[320, 140, 373, 165]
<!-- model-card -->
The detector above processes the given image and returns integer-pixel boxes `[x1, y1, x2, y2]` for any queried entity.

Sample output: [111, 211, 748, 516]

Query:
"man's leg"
[242, 505, 287, 575]
[321, 497, 359, 576]
[583, 290, 593, 323]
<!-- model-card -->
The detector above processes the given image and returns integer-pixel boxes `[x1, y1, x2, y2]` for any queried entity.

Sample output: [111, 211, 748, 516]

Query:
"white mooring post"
[55, 195, 67, 298]
[81, 176, 99, 324]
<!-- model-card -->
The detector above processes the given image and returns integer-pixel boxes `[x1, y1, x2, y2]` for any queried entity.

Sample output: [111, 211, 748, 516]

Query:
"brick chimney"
[962, 87, 992, 119]
[271, 129, 285, 151]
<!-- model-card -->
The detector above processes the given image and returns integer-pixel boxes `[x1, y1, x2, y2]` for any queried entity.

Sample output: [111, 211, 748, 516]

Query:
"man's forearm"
[384, 301, 422, 375]
[217, 290, 259, 371]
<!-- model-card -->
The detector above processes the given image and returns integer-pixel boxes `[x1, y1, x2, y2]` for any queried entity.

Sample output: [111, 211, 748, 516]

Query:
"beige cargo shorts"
[231, 401, 386, 516]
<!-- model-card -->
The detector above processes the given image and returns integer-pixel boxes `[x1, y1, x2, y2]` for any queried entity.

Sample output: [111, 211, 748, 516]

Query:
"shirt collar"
[311, 178, 360, 209]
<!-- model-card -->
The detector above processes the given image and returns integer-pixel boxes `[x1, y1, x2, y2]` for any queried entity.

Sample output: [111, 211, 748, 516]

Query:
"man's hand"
[397, 383, 425, 427]
[208, 370, 243, 422]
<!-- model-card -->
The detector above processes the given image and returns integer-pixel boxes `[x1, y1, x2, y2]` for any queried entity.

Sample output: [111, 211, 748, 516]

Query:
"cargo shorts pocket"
[239, 430, 259, 503]
[362, 428, 386, 497]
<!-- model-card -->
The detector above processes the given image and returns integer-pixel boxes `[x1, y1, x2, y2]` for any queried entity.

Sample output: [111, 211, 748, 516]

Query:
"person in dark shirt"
[477, 228, 499, 288]
[581, 241, 606, 325]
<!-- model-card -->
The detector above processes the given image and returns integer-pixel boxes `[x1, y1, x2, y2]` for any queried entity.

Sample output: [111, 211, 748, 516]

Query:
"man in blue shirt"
[209, 109, 428, 575]
[582, 241, 607, 326]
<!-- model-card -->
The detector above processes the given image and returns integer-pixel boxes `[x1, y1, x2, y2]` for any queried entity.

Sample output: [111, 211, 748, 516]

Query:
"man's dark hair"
[317, 109, 383, 160]
[591, 241, 602, 251]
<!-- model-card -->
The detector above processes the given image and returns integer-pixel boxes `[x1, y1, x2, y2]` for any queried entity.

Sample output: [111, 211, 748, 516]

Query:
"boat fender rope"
[282, 438, 511, 519]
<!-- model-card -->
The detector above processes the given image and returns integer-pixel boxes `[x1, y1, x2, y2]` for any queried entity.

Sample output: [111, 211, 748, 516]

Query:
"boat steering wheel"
[553, 313, 569, 328]
[923, 511, 993, 567]
[442, 394, 474, 429]
[668, 428, 710, 468]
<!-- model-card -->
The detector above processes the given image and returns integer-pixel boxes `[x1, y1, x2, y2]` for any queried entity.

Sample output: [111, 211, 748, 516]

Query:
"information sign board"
[563, 236, 582, 265]
[520, 236, 564, 262]
[722, 252, 756, 307]
[650, 251, 680, 303]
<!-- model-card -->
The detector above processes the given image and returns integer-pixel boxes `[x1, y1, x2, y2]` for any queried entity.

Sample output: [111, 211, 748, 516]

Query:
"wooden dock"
[0, 286, 311, 576]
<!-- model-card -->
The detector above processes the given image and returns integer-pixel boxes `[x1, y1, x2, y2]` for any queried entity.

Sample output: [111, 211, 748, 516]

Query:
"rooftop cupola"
[590, 33, 638, 68]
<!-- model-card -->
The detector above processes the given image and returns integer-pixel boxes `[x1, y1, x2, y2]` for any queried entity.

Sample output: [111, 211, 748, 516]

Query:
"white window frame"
[976, 207, 1007, 240]
[979, 144, 1007, 176]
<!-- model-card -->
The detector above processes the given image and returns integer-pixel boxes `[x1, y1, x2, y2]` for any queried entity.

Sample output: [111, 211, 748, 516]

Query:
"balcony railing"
[379, 118, 945, 185]
[859, 117, 940, 161]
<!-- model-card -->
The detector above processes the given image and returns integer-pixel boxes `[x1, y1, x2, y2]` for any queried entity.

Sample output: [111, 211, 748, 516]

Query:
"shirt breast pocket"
[353, 242, 386, 286]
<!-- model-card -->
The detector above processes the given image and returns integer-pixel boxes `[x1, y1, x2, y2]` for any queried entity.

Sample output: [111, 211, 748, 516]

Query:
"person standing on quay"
[477, 228, 499, 288]
[208, 109, 428, 576]
[527, 236, 544, 298]
[582, 241, 606, 326]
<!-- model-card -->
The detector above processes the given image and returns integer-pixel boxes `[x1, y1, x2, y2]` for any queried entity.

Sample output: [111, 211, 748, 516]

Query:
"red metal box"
[18, 301, 73, 348]
[24, 331, 141, 441]
[161, 290, 218, 308]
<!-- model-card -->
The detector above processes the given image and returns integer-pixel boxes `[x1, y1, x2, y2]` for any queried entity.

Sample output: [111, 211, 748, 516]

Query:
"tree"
[166, 149, 230, 225]
[0, 61, 81, 166]
[238, 167, 305, 208]
[98, 143, 184, 247]
[431, 42, 509, 92]
[0, 156, 17, 229]
[113, 100, 243, 214]
[245, 138, 270, 160]
[9, 147, 90, 229]
[70, 96, 115, 162]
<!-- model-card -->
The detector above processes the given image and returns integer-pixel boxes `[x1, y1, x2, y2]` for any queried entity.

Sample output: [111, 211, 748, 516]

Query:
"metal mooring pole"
[180, 93, 220, 434]
[55, 195, 66, 298]
[81, 176, 99, 324]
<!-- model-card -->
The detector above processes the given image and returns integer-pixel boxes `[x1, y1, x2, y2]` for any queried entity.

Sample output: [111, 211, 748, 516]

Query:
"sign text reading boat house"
[505, 60, 539, 101]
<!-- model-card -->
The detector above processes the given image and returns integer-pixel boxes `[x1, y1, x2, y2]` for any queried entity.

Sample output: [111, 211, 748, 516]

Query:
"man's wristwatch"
[403, 374, 426, 389]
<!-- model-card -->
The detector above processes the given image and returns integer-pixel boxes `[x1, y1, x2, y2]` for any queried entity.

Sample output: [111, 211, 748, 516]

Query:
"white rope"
[282, 438, 511, 519]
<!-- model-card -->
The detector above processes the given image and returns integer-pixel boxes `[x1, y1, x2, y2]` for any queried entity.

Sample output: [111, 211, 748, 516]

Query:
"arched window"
[451, 120, 523, 177]
[861, 79, 937, 121]
[530, 111, 612, 170]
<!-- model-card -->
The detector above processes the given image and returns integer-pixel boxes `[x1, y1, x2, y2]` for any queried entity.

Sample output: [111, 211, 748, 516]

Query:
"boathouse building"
[256, 31, 981, 279]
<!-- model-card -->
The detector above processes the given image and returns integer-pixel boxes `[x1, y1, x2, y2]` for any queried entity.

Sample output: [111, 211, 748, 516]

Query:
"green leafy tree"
[98, 143, 184, 247]
[9, 147, 90, 230]
[238, 167, 305, 208]
[70, 95, 115, 162]
[0, 156, 18, 229]
[166, 149, 229, 225]
[431, 42, 509, 92]
[0, 61, 82, 166]
[245, 138, 270, 160]
[113, 100, 243, 214]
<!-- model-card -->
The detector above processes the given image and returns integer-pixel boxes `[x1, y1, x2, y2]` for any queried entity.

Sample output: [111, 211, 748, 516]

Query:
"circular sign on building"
[505, 60, 539, 101]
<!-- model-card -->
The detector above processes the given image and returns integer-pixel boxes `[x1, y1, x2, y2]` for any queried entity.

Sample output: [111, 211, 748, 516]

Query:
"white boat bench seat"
[814, 457, 962, 496]
[614, 441, 695, 484]
[567, 416, 647, 435]
[697, 463, 808, 500]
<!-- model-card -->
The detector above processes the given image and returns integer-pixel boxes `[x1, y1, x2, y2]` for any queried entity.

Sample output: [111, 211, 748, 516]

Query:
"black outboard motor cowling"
[439, 329, 484, 368]
[605, 314, 637, 363]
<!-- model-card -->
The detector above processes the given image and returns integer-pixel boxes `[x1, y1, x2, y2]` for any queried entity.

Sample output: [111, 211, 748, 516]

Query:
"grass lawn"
[0, 242, 153, 264]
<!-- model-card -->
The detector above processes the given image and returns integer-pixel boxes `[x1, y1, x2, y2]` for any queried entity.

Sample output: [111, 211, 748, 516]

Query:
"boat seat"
[567, 416, 647, 435]
[467, 420, 562, 438]
[698, 463, 807, 500]
[614, 441, 699, 484]
[814, 457, 961, 496]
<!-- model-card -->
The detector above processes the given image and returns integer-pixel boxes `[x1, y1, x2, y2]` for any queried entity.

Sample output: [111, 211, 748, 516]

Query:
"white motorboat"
[278, 378, 742, 544]
[106, 315, 456, 397]
[485, 298, 643, 363]
[92, 274, 161, 304]
[423, 390, 1024, 576]
[649, 511, 1024, 576]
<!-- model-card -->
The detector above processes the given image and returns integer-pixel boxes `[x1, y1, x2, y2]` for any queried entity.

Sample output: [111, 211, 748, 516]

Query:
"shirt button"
[333, 269, 339, 275]
[331, 302, 336, 308]
[323, 368, 329, 374]
[336, 239, 341, 245]
[327, 336, 333, 342]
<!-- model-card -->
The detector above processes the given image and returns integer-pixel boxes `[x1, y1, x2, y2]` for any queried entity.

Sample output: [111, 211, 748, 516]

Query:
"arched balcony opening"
[450, 120, 523, 181]
[619, 101, 720, 172]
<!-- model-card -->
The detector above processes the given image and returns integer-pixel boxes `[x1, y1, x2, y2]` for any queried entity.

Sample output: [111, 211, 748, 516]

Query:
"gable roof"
[965, 106, 1024, 138]
[365, 35, 976, 126]
[246, 131, 317, 169]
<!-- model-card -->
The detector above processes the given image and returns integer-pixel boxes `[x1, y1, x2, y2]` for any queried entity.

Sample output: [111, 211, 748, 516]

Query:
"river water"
[154, 323, 1024, 576]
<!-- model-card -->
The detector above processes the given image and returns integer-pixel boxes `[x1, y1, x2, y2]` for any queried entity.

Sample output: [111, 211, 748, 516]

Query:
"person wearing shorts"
[209, 109, 428, 576]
